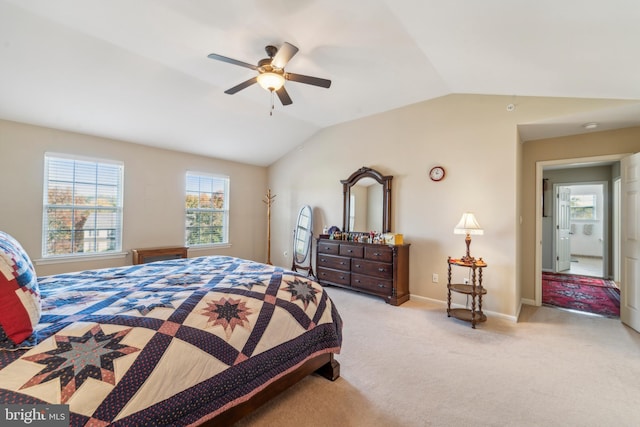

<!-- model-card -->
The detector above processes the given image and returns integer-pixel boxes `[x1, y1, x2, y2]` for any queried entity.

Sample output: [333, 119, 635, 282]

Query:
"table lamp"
[454, 212, 483, 263]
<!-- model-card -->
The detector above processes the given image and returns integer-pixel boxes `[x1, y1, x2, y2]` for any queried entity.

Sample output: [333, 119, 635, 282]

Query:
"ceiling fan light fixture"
[257, 72, 285, 92]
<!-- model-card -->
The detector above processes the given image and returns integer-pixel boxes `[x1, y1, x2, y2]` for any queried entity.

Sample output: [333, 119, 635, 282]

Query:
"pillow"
[0, 231, 40, 349]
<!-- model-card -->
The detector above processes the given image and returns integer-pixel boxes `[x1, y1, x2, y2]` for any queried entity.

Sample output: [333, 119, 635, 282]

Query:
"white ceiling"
[1, 0, 639, 166]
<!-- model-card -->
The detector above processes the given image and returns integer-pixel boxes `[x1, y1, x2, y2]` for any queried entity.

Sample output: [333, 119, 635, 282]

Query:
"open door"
[555, 185, 572, 272]
[621, 153, 640, 333]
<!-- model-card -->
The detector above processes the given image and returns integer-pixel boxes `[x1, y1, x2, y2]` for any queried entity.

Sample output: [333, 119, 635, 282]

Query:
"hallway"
[568, 256, 603, 277]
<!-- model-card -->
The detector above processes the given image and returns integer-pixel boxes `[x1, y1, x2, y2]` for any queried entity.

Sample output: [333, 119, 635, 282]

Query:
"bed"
[0, 231, 342, 426]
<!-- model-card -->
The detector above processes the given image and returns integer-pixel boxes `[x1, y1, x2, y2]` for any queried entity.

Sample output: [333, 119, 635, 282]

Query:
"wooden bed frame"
[202, 353, 340, 426]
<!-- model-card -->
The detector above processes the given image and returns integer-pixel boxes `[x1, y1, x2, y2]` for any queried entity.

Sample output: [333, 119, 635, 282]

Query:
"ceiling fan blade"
[208, 53, 258, 70]
[271, 42, 299, 69]
[224, 77, 258, 94]
[276, 86, 293, 106]
[286, 72, 331, 88]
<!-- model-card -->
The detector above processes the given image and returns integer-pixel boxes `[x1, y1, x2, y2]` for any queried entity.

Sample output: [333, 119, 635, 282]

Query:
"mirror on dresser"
[316, 166, 409, 305]
[341, 166, 392, 233]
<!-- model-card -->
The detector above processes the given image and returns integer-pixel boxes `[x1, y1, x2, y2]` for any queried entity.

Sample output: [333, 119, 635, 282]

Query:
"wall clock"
[429, 166, 445, 182]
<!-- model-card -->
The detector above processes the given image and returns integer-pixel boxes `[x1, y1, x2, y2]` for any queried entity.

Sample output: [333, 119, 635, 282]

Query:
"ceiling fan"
[207, 42, 331, 106]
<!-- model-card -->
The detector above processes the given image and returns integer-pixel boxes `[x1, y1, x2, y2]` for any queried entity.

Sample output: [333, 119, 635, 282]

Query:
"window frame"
[185, 172, 230, 247]
[42, 153, 124, 259]
[570, 194, 597, 220]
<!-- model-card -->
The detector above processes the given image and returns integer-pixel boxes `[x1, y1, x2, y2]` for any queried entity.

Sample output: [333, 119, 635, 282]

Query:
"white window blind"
[43, 154, 124, 257]
[185, 172, 229, 246]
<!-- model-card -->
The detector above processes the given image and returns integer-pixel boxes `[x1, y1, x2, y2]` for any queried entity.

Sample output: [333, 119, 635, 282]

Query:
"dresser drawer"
[317, 254, 351, 271]
[364, 246, 393, 263]
[352, 259, 393, 279]
[317, 241, 340, 255]
[352, 273, 393, 296]
[317, 267, 351, 286]
[340, 244, 363, 258]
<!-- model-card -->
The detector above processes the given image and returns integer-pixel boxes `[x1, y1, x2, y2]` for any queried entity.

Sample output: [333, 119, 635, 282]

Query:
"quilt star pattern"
[0, 256, 342, 426]
[20, 325, 140, 403]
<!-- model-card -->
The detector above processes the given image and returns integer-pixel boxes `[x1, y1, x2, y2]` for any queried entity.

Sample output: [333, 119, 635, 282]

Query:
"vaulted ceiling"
[1, 0, 639, 166]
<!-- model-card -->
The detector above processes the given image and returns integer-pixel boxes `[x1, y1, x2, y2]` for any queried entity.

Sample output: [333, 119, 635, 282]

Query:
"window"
[185, 172, 229, 246]
[43, 154, 123, 257]
[570, 194, 596, 220]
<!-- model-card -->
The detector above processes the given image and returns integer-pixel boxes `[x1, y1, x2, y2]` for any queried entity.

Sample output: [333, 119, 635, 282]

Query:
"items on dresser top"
[316, 237, 410, 306]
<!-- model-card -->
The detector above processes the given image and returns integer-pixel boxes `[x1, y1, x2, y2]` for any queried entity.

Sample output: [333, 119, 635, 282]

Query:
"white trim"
[409, 294, 444, 305]
[188, 244, 232, 252]
[34, 251, 128, 265]
[186, 170, 230, 180]
[409, 294, 518, 323]
[45, 151, 124, 166]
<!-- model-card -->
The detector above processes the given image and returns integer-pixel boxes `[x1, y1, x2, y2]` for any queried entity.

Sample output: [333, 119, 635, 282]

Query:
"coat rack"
[263, 189, 276, 265]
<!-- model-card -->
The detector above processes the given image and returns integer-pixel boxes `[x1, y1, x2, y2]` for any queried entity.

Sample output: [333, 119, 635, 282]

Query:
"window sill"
[34, 252, 129, 265]
[188, 243, 232, 252]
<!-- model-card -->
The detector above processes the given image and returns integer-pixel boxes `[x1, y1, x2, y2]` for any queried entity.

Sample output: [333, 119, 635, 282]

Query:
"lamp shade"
[257, 72, 285, 91]
[454, 212, 484, 235]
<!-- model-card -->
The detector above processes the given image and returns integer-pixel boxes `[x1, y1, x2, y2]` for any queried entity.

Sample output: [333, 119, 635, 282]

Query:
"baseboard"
[409, 294, 444, 305]
[409, 294, 518, 323]
[518, 299, 538, 322]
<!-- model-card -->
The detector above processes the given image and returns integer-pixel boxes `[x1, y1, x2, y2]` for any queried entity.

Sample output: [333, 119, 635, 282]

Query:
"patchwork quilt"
[0, 256, 343, 426]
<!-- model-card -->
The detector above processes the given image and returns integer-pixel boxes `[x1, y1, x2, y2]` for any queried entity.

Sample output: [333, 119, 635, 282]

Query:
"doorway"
[552, 183, 606, 278]
[534, 154, 624, 307]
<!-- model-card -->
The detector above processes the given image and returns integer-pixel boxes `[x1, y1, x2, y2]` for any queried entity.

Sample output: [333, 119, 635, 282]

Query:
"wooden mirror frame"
[341, 166, 392, 233]
[292, 205, 315, 278]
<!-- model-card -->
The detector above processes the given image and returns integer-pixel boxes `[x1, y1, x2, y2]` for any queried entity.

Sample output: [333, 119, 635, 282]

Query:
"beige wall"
[268, 94, 637, 319]
[2, 94, 637, 318]
[0, 119, 268, 275]
[520, 126, 640, 302]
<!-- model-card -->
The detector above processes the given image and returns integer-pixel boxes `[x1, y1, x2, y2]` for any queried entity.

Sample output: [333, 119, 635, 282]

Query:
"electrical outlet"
[432, 273, 439, 283]
[463, 278, 469, 284]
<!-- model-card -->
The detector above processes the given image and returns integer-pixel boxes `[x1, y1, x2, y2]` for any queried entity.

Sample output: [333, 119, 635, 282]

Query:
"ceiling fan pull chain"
[270, 90, 275, 116]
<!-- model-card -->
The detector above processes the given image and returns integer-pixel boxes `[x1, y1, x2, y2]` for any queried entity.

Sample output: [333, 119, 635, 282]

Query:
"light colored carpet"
[234, 287, 640, 427]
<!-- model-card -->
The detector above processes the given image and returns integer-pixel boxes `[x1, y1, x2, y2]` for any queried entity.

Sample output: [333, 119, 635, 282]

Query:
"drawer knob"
[378, 268, 386, 272]
[378, 284, 385, 288]
[347, 249, 353, 253]
[340, 261, 346, 265]
[374, 252, 381, 256]
[355, 264, 360, 268]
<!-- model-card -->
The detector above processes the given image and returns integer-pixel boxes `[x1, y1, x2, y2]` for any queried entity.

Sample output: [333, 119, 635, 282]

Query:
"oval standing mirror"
[342, 167, 392, 233]
[292, 205, 315, 277]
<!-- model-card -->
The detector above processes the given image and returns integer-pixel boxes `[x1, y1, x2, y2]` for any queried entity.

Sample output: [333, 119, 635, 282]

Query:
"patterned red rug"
[543, 272, 618, 289]
[542, 272, 620, 317]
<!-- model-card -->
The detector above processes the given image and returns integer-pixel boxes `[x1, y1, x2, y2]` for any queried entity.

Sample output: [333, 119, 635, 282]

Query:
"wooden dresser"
[316, 237, 410, 305]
